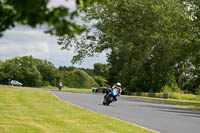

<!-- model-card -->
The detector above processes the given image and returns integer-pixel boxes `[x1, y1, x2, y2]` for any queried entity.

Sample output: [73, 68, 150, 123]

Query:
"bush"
[62, 70, 98, 89]
[195, 86, 200, 95]
[161, 85, 172, 93]
[161, 85, 183, 93]
[93, 76, 107, 87]
[169, 93, 200, 101]
[42, 81, 51, 86]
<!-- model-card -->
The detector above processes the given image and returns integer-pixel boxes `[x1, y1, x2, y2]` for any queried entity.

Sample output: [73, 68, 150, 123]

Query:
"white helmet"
[116, 82, 121, 87]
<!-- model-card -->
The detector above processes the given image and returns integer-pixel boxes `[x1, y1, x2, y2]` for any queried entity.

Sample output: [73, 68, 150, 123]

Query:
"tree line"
[1, 0, 200, 94]
[58, 0, 200, 94]
[0, 56, 109, 89]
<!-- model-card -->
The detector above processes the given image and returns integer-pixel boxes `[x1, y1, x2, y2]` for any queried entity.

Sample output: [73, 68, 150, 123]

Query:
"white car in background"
[11, 80, 23, 86]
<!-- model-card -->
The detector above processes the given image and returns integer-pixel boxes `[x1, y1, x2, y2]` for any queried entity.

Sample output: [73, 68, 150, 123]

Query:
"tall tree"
[59, 0, 196, 92]
[0, 60, 6, 81]
[35, 59, 57, 86]
[1, 56, 42, 87]
[93, 63, 109, 79]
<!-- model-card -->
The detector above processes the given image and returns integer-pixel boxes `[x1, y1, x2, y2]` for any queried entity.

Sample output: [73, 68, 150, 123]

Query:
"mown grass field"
[0, 86, 154, 133]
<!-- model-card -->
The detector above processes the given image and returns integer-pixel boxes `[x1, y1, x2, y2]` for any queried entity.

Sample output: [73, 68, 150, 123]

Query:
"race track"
[50, 91, 200, 133]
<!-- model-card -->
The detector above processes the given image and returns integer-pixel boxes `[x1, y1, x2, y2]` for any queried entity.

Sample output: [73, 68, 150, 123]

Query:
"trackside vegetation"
[6, 85, 200, 111]
[41, 86, 93, 94]
[128, 95, 200, 111]
[2, 0, 200, 111]
[58, 0, 200, 95]
[0, 86, 154, 133]
[0, 56, 107, 89]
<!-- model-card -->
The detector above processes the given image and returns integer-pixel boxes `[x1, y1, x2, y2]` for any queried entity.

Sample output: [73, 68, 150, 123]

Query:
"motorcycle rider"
[112, 82, 122, 101]
[103, 82, 122, 105]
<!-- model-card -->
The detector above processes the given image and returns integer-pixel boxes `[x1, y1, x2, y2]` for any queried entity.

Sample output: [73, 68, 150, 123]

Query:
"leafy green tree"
[0, 0, 104, 37]
[1, 59, 23, 81]
[93, 63, 109, 79]
[1, 56, 42, 87]
[62, 69, 98, 88]
[0, 60, 6, 81]
[93, 76, 107, 87]
[59, 66, 77, 71]
[1, 56, 100, 88]
[80, 68, 94, 77]
[59, 0, 196, 92]
[58, 66, 95, 76]
[15, 56, 42, 87]
[35, 59, 57, 86]
[107, 49, 122, 86]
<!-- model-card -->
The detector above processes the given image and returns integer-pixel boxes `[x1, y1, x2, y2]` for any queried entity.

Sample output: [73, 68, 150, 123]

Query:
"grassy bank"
[0, 85, 92, 94]
[0, 86, 153, 133]
[41, 86, 92, 94]
[123, 95, 200, 111]
[169, 93, 200, 101]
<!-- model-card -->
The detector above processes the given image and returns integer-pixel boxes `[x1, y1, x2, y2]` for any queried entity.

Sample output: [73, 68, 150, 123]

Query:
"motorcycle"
[103, 88, 119, 106]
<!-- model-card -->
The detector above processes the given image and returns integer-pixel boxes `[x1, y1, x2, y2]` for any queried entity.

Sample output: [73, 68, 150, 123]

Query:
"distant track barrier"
[92, 88, 97, 93]
[92, 88, 110, 94]
[130, 92, 169, 99]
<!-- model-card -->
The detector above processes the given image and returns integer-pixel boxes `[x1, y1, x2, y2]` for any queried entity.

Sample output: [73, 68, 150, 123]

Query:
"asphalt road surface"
[50, 91, 200, 133]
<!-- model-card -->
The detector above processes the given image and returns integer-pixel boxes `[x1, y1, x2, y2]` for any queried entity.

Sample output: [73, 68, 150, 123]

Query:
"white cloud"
[0, 0, 108, 68]
[38, 42, 49, 53]
[20, 42, 49, 57]
[48, 0, 76, 9]
[0, 40, 49, 58]
[0, 26, 107, 68]
[0, 42, 21, 56]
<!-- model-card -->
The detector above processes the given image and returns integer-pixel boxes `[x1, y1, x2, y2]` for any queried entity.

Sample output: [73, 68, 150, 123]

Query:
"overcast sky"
[0, 0, 107, 68]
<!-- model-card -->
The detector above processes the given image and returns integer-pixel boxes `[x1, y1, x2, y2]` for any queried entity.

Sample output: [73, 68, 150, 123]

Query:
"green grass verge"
[169, 93, 200, 101]
[123, 95, 200, 111]
[41, 86, 92, 94]
[0, 86, 154, 133]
